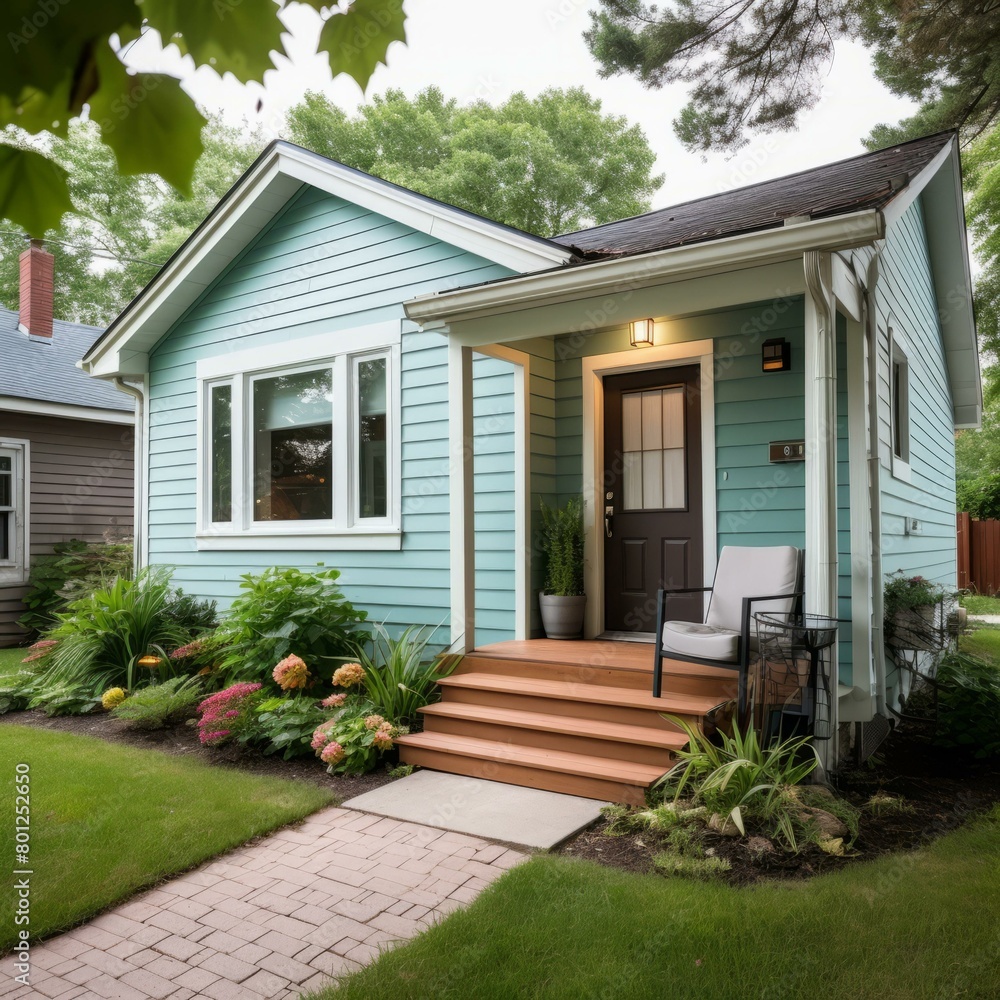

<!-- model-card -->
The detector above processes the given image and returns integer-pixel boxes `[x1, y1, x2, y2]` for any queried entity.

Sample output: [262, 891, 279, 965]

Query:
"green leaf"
[138, 0, 283, 83]
[89, 44, 206, 193]
[318, 0, 406, 90]
[0, 144, 74, 236]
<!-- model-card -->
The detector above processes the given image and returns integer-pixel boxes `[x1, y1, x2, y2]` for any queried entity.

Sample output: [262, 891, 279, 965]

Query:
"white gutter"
[405, 210, 886, 325]
[113, 377, 146, 573]
[863, 251, 888, 717]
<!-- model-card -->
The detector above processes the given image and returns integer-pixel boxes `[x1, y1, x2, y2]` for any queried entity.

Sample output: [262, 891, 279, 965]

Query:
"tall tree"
[0, 116, 265, 327]
[286, 87, 664, 235]
[0, 0, 406, 235]
[585, 1, 1000, 153]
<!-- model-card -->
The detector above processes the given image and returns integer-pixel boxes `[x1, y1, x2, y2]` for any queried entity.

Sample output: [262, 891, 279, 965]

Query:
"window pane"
[210, 384, 232, 523]
[0, 471, 10, 508]
[0, 511, 8, 561]
[358, 358, 387, 518]
[621, 387, 686, 510]
[253, 369, 333, 521]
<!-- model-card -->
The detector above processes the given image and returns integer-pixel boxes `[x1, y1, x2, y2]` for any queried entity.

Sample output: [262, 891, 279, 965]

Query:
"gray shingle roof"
[554, 131, 953, 258]
[0, 307, 133, 413]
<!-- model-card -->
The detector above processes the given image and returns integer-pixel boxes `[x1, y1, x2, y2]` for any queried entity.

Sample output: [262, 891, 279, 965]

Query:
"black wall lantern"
[761, 337, 791, 373]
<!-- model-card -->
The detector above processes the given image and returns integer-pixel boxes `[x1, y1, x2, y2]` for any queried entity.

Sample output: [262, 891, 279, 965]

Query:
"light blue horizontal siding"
[146, 184, 515, 639]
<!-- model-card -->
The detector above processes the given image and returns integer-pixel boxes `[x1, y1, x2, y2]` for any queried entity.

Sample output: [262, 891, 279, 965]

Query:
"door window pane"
[253, 369, 333, 521]
[210, 384, 232, 523]
[622, 386, 686, 510]
[357, 358, 387, 518]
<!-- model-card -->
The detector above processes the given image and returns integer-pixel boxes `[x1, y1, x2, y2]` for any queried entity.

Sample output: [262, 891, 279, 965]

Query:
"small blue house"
[83, 131, 979, 798]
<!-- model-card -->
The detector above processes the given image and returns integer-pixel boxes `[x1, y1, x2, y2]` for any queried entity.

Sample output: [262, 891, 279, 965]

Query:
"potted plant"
[883, 572, 953, 651]
[538, 497, 586, 639]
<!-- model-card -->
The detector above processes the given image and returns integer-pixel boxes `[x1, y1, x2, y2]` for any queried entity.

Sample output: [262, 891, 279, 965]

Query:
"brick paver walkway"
[1, 807, 525, 999]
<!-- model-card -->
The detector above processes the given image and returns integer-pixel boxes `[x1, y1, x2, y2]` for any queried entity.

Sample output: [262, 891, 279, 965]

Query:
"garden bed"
[0, 707, 398, 800]
[560, 717, 1000, 885]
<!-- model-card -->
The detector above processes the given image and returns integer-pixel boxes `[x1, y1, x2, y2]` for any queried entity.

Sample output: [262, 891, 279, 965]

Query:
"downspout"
[113, 377, 146, 573]
[862, 252, 888, 717]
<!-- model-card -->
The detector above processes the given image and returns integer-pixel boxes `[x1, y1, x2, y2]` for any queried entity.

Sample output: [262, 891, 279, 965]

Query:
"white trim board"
[84, 142, 572, 379]
[0, 396, 134, 425]
[0, 437, 30, 586]
[580, 340, 717, 639]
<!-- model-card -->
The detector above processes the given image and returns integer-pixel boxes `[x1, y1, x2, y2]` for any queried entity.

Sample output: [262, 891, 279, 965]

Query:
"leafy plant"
[539, 498, 584, 596]
[17, 539, 133, 638]
[162, 590, 218, 635]
[312, 708, 408, 775]
[34, 568, 192, 701]
[27, 681, 100, 717]
[883, 572, 951, 617]
[111, 676, 205, 730]
[213, 566, 367, 686]
[657, 717, 818, 850]
[254, 696, 330, 760]
[935, 651, 1000, 758]
[357, 623, 454, 725]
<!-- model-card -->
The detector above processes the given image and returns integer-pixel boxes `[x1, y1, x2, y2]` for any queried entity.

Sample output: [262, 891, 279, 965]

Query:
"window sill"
[890, 455, 911, 484]
[0, 567, 27, 587]
[195, 529, 402, 552]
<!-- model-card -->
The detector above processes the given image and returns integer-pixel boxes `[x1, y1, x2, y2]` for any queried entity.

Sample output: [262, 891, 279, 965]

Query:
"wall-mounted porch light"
[761, 337, 791, 372]
[629, 318, 655, 348]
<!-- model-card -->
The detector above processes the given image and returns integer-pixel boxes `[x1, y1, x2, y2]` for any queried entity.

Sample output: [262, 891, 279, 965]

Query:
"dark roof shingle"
[555, 131, 953, 258]
[0, 307, 133, 413]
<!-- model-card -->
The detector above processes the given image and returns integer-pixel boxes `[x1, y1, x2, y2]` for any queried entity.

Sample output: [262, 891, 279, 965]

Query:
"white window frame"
[889, 328, 911, 483]
[0, 439, 29, 585]
[195, 323, 402, 551]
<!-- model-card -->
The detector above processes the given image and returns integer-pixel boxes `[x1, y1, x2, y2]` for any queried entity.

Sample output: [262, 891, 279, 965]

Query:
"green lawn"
[0, 647, 27, 676]
[960, 593, 1000, 616]
[0, 725, 334, 947]
[313, 809, 1000, 1000]
[960, 624, 1000, 662]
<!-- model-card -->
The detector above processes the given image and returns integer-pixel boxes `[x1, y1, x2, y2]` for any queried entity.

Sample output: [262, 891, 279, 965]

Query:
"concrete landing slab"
[343, 771, 607, 850]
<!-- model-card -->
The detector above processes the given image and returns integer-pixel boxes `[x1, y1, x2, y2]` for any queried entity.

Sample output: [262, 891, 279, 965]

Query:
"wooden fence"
[957, 511, 1000, 595]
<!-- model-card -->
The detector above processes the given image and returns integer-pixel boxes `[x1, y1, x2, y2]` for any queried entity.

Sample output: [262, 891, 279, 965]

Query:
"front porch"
[396, 639, 736, 804]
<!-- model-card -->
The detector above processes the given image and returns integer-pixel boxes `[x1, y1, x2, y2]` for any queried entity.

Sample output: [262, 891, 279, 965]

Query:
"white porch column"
[449, 341, 476, 650]
[803, 251, 839, 617]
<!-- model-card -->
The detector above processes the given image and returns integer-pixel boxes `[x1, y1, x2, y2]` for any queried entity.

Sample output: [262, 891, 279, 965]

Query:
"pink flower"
[321, 693, 347, 709]
[273, 654, 310, 691]
[196, 682, 262, 746]
[200, 729, 231, 746]
[320, 741, 345, 766]
[332, 662, 366, 688]
[372, 728, 395, 751]
[311, 724, 333, 751]
[170, 640, 206, 661]
[22, 639, 58, 663]
[363, 714, 386, 731]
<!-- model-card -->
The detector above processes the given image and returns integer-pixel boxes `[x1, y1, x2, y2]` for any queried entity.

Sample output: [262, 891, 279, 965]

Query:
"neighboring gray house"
[0, 242, 134, 646]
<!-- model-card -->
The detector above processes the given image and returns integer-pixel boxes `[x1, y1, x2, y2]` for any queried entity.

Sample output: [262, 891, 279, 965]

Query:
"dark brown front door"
[603, 366, 703, 634]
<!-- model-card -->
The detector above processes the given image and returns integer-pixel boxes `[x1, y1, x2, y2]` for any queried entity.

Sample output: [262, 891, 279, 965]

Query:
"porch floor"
[396, 639, 737, 805]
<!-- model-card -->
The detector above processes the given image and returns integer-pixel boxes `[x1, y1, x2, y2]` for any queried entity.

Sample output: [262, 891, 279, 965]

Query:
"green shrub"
[312, 706, 408, 775]
[657, 717, 818, 850]
[253, 695, 330, 759]
[213, 566, 367, 686]
[356, 623, 454, 725]
[112, 676, 205, 729]
[936, 651, 1000, 758]
[162, 590, 218, 635]
[37, 568, 191, 699]
[539, 498, 584, 596]
[17, 539, 133, 637]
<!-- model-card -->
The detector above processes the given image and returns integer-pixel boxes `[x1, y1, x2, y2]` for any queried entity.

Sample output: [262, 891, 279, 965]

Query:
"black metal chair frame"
[652, 585, 805, 725]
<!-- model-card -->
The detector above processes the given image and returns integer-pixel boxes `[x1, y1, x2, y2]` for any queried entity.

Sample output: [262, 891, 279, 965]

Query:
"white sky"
[128, 0, 918, 213]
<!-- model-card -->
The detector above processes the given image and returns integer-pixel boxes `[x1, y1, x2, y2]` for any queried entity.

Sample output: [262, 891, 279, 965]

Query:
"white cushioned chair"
[653, 545, 803, 719]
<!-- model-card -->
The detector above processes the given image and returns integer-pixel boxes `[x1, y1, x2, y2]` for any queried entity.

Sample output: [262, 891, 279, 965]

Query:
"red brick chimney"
[19, 238, 54, 339]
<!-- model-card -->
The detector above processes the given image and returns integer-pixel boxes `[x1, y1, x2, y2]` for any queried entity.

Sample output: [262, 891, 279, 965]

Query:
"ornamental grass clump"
[197, 682, 262, 746]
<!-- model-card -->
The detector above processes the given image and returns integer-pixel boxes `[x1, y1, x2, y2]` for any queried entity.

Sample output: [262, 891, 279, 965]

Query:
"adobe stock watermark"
[8, 0, 71, 54]
[11, 762, 32, 987]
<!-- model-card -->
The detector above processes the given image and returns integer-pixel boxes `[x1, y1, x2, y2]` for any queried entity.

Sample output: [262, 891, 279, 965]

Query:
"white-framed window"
[0, 439, 28, 585]
[889, 328, 911, 482]
[195, 323, 401, 551]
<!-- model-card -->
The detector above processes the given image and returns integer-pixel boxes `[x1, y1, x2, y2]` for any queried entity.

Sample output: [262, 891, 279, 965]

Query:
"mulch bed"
[560, 718, 1000, 886]
[0, 708, 397, 800]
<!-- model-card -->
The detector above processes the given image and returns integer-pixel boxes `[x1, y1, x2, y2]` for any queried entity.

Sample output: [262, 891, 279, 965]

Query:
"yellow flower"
[102, 688, 127, 710]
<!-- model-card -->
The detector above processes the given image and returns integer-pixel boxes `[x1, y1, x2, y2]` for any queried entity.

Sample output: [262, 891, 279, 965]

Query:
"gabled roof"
[555, 131, 954, 258]
[83, 141, 574, 378]
[0, 307, 133, 418]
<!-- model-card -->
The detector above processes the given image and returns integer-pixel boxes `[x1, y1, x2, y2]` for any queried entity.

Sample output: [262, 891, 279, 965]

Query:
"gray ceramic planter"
[539, 593, 586, 639]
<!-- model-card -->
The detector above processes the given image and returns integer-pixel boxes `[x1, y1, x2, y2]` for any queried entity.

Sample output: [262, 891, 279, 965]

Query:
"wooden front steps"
[396, 640, 731, 806]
